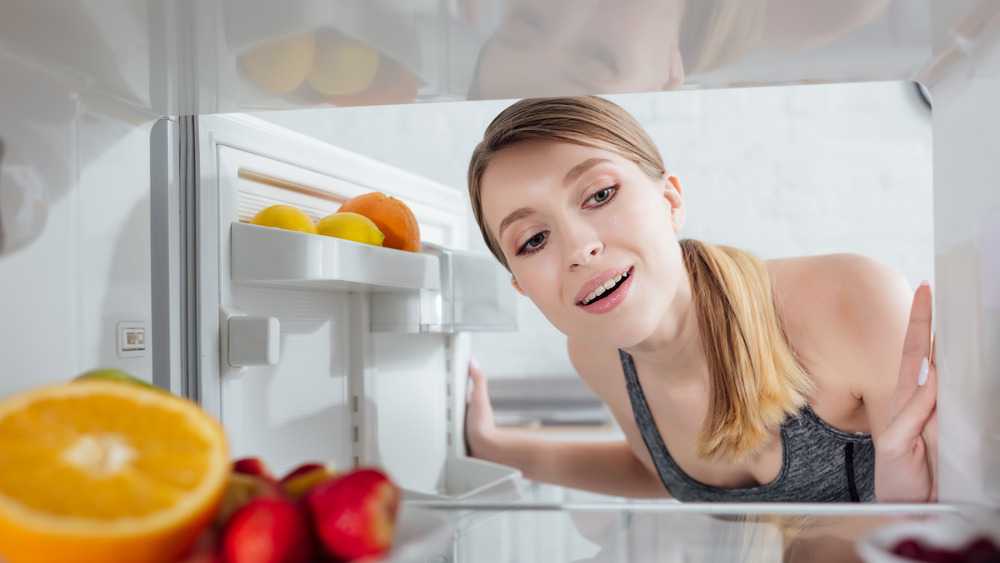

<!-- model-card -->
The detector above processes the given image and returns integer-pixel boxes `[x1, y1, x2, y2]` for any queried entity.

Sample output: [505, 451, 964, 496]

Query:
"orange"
[74, 367, 163, 392]
[0, 380, 230, 563]
[337, 192, 421, 252]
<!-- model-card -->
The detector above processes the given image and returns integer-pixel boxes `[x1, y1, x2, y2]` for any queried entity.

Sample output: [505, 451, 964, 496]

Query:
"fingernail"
[920, 280, 930, 288]
[469, 356, 480, 371]
[918, 357, 929, 386]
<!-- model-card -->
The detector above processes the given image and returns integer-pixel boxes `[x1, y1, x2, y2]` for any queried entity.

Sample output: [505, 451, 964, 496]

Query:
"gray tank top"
[620, 350, 876, 502]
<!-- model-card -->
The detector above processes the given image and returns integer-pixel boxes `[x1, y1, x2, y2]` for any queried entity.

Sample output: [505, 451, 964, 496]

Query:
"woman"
[464, 95, 937, 502]
[467, 0, 891, 100]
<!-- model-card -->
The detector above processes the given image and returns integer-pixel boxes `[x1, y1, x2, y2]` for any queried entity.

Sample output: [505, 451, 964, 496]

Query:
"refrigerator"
[1, 0, 999, 561]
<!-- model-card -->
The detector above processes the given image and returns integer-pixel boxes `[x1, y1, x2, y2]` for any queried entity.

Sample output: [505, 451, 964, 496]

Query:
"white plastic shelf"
[403, 457, 522, 502]
[230, 221, 440, 291]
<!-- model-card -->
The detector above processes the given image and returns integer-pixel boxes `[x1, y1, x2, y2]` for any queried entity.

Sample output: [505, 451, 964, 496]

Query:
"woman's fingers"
[465, 359, 499, 458]
[924, 407, 939, 502]
[468, 360, 491, 406]
[890, 283, 934, 419]
[883, 357, 938, 452]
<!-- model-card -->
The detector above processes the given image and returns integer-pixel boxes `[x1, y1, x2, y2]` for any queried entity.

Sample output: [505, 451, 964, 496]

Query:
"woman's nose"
[566, 226, 603, 269]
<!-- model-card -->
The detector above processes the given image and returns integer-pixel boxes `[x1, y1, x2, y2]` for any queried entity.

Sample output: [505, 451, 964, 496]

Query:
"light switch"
[228, 316, 280, 367]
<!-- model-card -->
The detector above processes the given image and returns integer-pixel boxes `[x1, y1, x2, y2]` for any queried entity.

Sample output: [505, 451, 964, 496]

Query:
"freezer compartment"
[370, 243, 517, 333]
[404, 456, 522, 502]
[230, 221, 439, 291]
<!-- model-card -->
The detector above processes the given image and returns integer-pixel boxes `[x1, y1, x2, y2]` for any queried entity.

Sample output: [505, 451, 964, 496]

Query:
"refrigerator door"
[151, 112, 519, 498]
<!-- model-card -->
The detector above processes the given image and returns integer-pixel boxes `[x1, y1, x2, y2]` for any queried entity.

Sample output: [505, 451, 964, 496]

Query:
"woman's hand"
[874, 282, 938, 502]
[465, 359, 501, 460]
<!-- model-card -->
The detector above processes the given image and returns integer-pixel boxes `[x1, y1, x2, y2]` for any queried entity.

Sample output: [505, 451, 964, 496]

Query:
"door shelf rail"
[230, 221, 440, 292]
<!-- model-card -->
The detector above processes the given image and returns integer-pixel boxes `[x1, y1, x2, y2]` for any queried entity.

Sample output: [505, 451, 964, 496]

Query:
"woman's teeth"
[581, 271, 629, 305]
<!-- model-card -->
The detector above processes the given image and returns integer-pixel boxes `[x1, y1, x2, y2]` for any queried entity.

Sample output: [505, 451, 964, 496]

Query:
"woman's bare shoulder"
[768, 253, 911, 324]
[767, 253, 913, 386]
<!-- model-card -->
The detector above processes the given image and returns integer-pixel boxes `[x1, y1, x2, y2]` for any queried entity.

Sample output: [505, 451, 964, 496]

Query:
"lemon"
[306, 33, 380, 95]
[75, 368, 162, 392]
[250, 205, 317, 234]
[242, 31, 317, 94]
[316, 212, 385, 246]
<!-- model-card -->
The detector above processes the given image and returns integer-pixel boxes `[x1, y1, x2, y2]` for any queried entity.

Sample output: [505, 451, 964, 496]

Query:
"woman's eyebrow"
[498, 207, 535, 239]
[563, 157, 612, 187]
[497, 158, 612, 239]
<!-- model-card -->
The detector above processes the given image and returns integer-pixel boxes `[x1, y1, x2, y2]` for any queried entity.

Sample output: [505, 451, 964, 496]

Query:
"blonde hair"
[681, 239, 813, 462]
[468, 96, 812, 463]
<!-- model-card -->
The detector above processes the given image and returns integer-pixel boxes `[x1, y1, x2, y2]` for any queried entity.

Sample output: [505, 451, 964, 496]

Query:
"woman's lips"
[575, 266, 633, 305]
[577, 267, 634, 314]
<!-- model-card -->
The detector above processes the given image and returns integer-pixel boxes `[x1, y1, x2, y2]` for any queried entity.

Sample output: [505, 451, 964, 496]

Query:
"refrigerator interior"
[148, 112, 521, 500]
[0, 0, 998, 531]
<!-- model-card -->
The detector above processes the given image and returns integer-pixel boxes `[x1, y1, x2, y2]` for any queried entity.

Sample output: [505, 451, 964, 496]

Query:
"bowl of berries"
[856, 515, 1000, 563]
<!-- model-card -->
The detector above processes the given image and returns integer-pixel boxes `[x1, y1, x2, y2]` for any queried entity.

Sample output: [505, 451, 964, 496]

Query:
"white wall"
[255, 80, 934, 380]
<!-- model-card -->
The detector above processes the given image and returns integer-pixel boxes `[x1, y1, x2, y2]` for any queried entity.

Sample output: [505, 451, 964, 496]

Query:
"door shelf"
[403, 457, 522, 502]
[230, 221, 440, 291]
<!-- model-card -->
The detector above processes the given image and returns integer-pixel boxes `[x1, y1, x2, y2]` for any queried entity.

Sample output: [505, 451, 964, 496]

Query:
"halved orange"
[0, 380, 230, 563]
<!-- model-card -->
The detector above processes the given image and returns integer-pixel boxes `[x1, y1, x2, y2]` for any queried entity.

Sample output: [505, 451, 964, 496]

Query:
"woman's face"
[474, 0, 686, 99]
[481, 140, 688, 348]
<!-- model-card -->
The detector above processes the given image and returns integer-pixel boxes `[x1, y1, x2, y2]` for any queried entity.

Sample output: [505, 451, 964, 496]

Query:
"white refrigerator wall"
[254, 81, 936, 381]
[0, 52, 156, 398]
[926, 49, 1000, 504]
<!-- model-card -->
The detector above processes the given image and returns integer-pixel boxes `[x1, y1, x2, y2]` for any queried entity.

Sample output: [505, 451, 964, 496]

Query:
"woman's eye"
[588, 185, 618, 206]
[518, 232, 548, 255]
[582, 43, 619, 76]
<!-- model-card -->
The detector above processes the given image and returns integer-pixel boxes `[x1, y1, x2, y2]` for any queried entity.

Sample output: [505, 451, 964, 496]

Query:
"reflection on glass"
[421, 489, 966, 563]
[467, 0, 894, 99]
[237, 28, 422, 107]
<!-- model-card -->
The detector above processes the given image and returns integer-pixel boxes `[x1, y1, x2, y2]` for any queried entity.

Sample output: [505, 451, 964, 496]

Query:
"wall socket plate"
[116, 320, 148, 358]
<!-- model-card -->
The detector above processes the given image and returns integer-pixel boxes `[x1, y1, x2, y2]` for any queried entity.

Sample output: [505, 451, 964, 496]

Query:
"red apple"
[279, 462, 337, 501]
[303, 467, 401, 561]
[233, 457, 277, 482]
[214, 472, 288, 530]
[220, 497, 314, 563]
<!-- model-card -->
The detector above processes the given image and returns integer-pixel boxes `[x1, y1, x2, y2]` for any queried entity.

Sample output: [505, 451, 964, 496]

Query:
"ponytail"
[681, 239, 814, 463]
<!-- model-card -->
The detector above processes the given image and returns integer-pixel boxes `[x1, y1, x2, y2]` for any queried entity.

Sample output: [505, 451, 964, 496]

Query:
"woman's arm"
[465, 364, 672, 499]
[819, 256, 937, 502]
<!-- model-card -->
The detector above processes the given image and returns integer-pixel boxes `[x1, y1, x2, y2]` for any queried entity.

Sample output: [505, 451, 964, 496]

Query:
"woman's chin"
[565, 325, 651, 351]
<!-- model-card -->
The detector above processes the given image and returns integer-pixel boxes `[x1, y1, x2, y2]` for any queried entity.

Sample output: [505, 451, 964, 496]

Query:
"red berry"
[963, 536, 1000, 563]
[894, 538, 927, 559]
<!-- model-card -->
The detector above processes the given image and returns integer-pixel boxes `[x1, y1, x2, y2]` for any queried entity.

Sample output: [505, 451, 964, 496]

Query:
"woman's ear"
[662, 172, 686, 232]
[511, 276, 526, 296]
